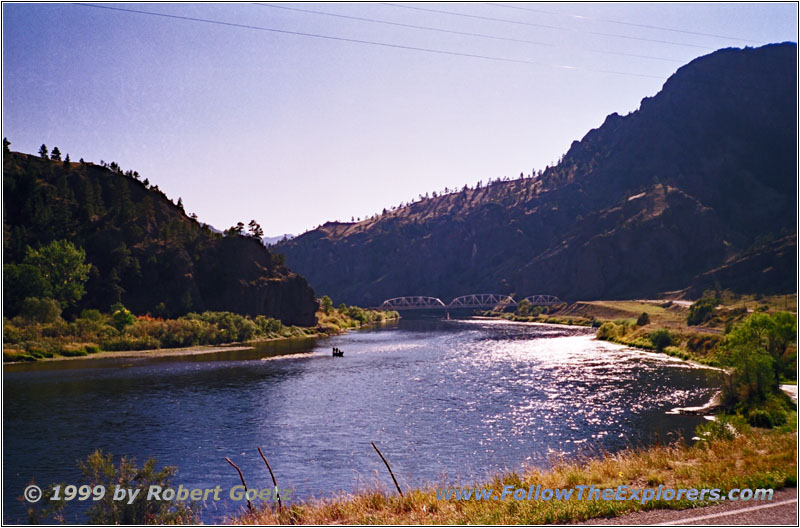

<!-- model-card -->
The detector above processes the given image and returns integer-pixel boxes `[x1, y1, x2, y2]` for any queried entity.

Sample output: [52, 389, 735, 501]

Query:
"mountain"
[277, 43, 797, 306]
[3, 152, 318, 325]
[263, 233, 294, 246]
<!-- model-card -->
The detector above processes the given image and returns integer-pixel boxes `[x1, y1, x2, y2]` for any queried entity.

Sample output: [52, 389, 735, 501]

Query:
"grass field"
[576, 300, 689, 328]
[232, 418, 796, 525]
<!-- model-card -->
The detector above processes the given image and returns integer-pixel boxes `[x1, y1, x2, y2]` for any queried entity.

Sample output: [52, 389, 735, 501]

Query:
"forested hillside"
[278, 43, 797, 306]
[3, 149, 318, 325]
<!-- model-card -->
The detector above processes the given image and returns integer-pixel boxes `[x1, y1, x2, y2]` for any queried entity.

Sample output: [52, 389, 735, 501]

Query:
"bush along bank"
[484, 296, 796, 430]
[3, 298, 399, 362]
[595, 303, 796, 429]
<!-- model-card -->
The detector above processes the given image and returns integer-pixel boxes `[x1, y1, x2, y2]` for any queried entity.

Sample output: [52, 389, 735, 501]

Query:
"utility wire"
[72, 3, 666, 79]
[255, 3, 685, 63]
[485, 2, 763, 44]
[380, 3, 717, 50]
[255, 2, 554, 49]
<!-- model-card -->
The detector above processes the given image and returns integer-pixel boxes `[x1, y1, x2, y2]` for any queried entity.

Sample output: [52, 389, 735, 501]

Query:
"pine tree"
[248, 219, 264, 239]
[38, 144, 48, 158]
[50, 147, 62, 161]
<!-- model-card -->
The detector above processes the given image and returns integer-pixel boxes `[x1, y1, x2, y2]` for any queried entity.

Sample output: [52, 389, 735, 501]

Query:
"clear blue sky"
[3, 3, 797, 235]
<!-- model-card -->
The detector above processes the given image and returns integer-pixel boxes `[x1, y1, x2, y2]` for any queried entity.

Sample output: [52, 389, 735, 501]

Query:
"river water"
[3, 317, 723, 523]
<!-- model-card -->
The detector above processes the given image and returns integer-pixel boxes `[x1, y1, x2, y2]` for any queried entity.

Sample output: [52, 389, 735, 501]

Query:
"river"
[3, 317, 723, 523]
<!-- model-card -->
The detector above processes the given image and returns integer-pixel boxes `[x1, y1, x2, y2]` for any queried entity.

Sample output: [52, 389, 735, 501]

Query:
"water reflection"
[3, 318, 722, 523]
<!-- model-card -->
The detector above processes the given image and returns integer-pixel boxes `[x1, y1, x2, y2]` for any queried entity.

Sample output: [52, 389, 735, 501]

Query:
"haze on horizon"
[2, 2, 797, 236]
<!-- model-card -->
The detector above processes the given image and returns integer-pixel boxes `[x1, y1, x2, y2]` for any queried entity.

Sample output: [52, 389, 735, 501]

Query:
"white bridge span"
[378, 294, 561, 310]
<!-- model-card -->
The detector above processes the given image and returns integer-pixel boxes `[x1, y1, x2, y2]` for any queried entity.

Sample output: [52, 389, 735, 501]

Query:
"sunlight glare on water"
[3, 317, 722, 523]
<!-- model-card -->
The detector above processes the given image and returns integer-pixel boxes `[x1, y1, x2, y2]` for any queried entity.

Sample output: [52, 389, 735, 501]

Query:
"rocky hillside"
[278, 43, 796, 306]
[3, 152, 318, 325]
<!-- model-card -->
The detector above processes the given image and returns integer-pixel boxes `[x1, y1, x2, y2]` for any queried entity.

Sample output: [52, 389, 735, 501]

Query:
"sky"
[3, 2, 797, 236]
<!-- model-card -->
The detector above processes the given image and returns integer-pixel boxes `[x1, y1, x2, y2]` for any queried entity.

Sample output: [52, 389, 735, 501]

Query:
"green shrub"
[27, 346, 54, 359]
[686, 334, 723, 356]
[687, 297, 719, 326]
[132, 318, 212, 348]
[636, 312, 650, 326]
[3, 321, 24, 344]
[346, 305, 368, 323]
[718, 312, 796, 409]
[101, 336, 159, 351]
[695, 414, 748, 442]
[745, 399, 787, 429]
[747, 409, 773, 428]
[79, 309, 104, 321]
[74, 450, 198, 524]
[649, 329, 672, 352]
[111, 303, 136, 330]
[254, 315, 283, 335]
[59, 347, 89, 357]
[320, 295, 333, 314]
[41, 320, 70, 338]
[596, 322, 618, 340]
[19, 297, 62, 323]
[183, 311, 258, 342]
[628, 337, 654, 349]
[73, 315, 116, 339]
[4, 351, 35, 362]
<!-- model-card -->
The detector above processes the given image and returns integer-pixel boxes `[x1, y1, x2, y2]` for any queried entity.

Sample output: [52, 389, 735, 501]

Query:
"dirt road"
[579, 487, 797, 525]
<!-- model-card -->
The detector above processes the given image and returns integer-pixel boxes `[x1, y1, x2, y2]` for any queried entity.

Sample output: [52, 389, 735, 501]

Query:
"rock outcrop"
[278, 43, 796, 305]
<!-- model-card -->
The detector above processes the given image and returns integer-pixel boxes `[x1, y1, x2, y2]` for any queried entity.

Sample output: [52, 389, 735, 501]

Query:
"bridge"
[378, 294, 561, 310]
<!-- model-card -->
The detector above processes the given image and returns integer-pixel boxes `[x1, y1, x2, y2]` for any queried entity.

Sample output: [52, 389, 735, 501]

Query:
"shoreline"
[475, 313, 728, 416]
[3, 319, 399, 368]
[228, 424, 796, 525]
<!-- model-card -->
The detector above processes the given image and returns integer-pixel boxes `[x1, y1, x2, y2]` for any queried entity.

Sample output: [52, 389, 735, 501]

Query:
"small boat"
[332, 347, 344, 357]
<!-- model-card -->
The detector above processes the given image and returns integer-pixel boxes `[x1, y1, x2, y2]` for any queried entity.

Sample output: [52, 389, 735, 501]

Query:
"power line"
[380, 3, 717, 50]
[72, 3, 666, 80]
[256, 3, 555, 47]
[255, 3, 685, 63]
[485, 2, 763, 44]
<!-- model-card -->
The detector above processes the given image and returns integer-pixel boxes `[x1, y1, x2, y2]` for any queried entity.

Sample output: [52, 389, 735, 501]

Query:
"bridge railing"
[449, 294, 516, 308]
[522, 295, 562, 306]
[377, 294, 561, 310]
[379, 296, 446, 310]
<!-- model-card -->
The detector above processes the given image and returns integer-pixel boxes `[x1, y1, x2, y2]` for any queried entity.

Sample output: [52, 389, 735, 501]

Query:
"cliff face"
[3, 152, 318, 326]
[278, 43, 797, 305]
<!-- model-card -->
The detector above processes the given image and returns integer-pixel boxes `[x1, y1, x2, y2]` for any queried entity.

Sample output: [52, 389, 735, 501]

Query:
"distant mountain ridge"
[277, 43, 797, 306]
[263, 233, 294, 246]
[3, 152, 318, 325]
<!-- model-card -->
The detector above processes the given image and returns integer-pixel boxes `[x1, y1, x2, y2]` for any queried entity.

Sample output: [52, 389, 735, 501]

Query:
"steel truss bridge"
[378, 294, 561, 311]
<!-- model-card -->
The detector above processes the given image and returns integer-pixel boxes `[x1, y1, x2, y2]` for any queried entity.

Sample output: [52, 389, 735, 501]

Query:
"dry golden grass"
[232, 426, 796, 525]
[722, 293, 797, 313]
[582, 301, 688, 327]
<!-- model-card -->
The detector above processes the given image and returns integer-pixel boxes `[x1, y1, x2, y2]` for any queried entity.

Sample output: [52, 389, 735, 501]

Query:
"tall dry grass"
[232, 425, 796, 525]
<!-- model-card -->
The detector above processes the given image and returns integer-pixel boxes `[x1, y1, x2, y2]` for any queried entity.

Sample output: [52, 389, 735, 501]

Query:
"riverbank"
[232, 419, 796, 524]
[486, 295, 797, 375]
[3, 305, 399, 363]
